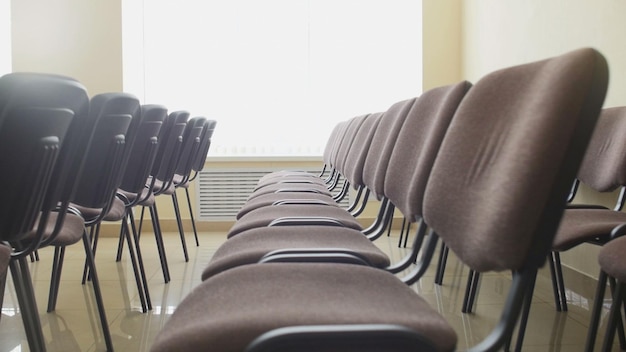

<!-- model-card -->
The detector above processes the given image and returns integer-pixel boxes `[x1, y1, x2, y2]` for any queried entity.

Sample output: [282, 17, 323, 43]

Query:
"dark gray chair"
[0, 72, 88, 352]
[150, 48, 609, 352]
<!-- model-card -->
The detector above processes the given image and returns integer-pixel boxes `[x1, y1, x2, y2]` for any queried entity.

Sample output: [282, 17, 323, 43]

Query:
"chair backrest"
[576, 106, 626, 194]
[332, 114, 368, 176]
[384, 81, 471, 222]
[191, 119, 217, 173]
[0, 73, 88, 241]
[341, 112, 384, 189]
[119, 104, 167, 195]
[423, 48, 608, 273]
[175, 116, 208, 180]
[152, 110, 190, 184]
[71, 93, 140, 210]
[361, 97, 417, 199]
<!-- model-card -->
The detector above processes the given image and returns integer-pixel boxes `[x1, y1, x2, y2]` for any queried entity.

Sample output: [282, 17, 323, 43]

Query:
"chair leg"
[463, 269, 480, 313]
[125, 211, 152, 311]
[82, 224, 100, 284]
[171, 192, 189, 262]
[397, 217, 406, 247]
[10, 257, 47, 352]
[552, 251, 568, 311]
[121, 213, 150, 312]
[150, 204, 171, 283]
[47, 246, 66, 312]
[602, 280, 625, 352]
[586, 270, 608, 351]
[434, 243, 449, 285]
[184, 187, 200, 246]
[81, 230, 114, 352]
[513, 271, 538, 351]
[403, 221, 412, 248]
[115, 221, 125, 262]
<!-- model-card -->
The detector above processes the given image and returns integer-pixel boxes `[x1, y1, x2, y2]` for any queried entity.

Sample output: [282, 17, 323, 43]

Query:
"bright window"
[123, 0, 422, 157]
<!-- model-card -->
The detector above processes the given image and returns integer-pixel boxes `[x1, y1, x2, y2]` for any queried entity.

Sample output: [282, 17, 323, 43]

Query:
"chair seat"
[246, 182, 333, 201]
[253, 175, 327, 190]
[552, 208, 626, 251]
[202, 225, 390, 280]
[119, 188, 156, 207]
[227, 204, 363, 238]
[151, 263, 456, 352]
[237, 192, 339, 219]
[153, 178, 176, 195]
[71, 197, 126, 222]
[25, 211, 85, 247]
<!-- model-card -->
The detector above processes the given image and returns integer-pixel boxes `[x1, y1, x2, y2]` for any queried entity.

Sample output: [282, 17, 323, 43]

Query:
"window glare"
[124, 0, 422, 157]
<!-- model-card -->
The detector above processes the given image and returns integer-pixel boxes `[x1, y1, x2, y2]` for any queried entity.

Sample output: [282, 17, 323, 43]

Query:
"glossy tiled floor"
[0, 229, 621, 351]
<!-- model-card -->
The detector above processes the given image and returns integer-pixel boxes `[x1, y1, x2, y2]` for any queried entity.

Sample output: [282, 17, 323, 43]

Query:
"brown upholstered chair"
[201, 81, 471, 281]
[0, 72, 89, 352]
[150, 48, 608, 352]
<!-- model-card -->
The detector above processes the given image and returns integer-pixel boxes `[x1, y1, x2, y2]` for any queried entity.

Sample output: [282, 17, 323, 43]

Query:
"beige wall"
[11, 0, 123, 95]
[422, 0, 463, 90]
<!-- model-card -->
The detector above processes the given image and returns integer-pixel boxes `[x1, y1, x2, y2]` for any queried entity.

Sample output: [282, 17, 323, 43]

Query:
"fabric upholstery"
[245, 182, 333, 201]
[552, 209, 626, 251]
[202, 225, 390, 280]
[236, 192, 338, 220]
[599, 235, 626, 282]
[227, 204, 363, 238]
[423, 48, 608, 272]
[361, 98, 416, 199]
[577, 107, 626, 192]
[384, 81, 471, 222]
[151, 263, 456, 352]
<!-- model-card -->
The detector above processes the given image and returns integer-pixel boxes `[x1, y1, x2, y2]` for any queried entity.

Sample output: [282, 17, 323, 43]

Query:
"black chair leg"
[462, 269, 480, 313]
[47, 246, 66, 312]
[82, 224, 100, 284]
[171, 192, 189, 262]
[121, 215, 148, 313]
[150, 204, 171, 283]
[552, 251, 568, 311]
[10, 257, 47, 352]
[184, 188, 200, 246]
[115, 221, 125, 262]
[513, 271, 538, 352]
[602, 280, 625, 352]
[586, 270, 608, 351]
[434, 243, 449, 285]
[397, 217, 406, 247]
[125, 212, 152, 311]
[81, 230, 113, 352]
[403, 221, 412, 248]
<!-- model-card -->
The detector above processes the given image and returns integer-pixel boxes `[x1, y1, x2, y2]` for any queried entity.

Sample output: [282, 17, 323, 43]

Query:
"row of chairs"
[0, 72, 216, 352]
[149, 47, 609, 351]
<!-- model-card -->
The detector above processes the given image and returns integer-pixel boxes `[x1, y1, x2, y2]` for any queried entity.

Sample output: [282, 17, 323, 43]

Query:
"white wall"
[462, 0, 626, 278]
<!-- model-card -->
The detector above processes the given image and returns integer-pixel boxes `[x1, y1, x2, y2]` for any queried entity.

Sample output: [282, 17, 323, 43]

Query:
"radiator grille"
[197, 168, 348, 220]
